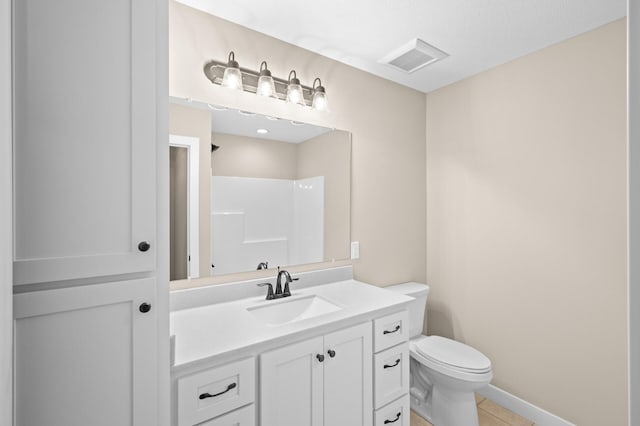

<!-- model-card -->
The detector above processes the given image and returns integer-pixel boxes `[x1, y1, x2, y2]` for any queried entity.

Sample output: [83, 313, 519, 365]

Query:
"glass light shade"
[286, 83, 305, 105]
[312, 91, 328, 111]
[222, 67, 243, 90]
[257, 61, 276, 98]
[257, 75, 276, 97]
[286, 70, 306, 106]
[311, 78, 328, 111]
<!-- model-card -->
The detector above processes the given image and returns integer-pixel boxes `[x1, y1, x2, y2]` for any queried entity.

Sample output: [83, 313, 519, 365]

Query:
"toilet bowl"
[387, 283, 493, 426]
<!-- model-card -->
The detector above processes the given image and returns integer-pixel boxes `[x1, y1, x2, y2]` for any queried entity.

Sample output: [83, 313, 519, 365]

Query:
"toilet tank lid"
[386, 282, 430, 297]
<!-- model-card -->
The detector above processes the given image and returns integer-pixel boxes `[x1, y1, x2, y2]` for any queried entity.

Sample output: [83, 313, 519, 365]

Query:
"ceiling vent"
[379, 38, 448, 73]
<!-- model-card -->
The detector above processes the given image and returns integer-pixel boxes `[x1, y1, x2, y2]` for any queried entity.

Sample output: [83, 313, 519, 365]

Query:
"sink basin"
[247, 295, 342, 325]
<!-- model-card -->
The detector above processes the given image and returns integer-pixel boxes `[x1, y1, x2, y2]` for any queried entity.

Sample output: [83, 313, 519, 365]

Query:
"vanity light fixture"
[256, 61, 277, 98]
[221, 51, 243, 91]
[203, 51, 328, 110]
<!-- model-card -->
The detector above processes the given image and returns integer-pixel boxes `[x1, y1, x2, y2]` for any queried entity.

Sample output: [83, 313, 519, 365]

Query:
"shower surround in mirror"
[211, 176, 324, 275]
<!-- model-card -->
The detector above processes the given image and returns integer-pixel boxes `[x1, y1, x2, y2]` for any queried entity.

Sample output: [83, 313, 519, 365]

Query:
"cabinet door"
[260, 337, 324, 426]
[13, 278, 157, 426]
[323, 322, 373, 426]
[12, 0, 158, 285]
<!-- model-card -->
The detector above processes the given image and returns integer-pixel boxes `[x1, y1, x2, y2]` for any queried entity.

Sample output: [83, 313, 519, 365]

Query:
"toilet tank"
[386, 282, 430, 338]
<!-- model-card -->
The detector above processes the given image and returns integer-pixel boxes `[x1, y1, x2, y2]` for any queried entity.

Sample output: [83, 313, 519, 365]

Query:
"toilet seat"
[410, 335, 492, 379]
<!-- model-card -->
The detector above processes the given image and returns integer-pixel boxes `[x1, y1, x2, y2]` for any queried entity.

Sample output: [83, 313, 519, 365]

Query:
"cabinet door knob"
[138, 241, 151, 252]
[327, 349, 336, 358]
[316, 354, 325, 362]
[139, 303, 152, 313]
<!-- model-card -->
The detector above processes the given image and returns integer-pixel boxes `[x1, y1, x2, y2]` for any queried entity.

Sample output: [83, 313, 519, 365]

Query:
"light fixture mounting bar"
[204, 60, 315, 105]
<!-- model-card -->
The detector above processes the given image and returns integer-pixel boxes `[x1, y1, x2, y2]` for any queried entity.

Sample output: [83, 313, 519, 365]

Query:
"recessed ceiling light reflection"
[257, 129, 268, 134]
[207, 104, 228, 111]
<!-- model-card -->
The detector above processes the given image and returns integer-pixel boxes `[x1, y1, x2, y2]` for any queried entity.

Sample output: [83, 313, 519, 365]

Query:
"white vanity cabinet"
[12, 0, 159, 285]
[260, 322, 373, 426]
[170, 279, 415, 426]
[13, 278, 158, 426]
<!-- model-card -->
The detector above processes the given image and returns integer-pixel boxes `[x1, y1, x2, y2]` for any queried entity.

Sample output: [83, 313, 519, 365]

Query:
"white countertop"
[170, 279, 413, 370]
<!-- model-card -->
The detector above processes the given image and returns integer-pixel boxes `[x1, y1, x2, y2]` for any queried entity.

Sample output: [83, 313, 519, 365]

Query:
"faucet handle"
[283, 274, 298, 297]
[257, 282, 274, 300]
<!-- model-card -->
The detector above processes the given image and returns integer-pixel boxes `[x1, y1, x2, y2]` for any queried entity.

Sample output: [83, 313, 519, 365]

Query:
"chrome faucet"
[257, 268, 299, 300]
[276, 267, 298, 297]
[256, 261, 269, 270]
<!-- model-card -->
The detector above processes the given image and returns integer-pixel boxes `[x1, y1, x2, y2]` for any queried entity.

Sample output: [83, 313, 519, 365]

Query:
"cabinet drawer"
[373, 311, 410, 353]
[374, 394, 410, 426]
[178, 357, 255, 426]
[374, 343, 410, 408]
[199, 404, 255, 426]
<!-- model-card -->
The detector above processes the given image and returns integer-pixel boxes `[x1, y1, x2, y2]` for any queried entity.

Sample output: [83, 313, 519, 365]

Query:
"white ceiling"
[177, 0, 626, 93]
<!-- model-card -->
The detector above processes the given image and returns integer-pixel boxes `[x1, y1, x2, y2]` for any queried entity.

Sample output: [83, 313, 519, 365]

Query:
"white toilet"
[387, 283, 493, 426]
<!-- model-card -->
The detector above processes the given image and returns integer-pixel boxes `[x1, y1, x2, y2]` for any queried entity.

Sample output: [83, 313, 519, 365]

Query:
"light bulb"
[221, 51, 243, 91]
[286, 70, 306, 106]
[256, 61, 276, 98]
[311, 78, 328, 111]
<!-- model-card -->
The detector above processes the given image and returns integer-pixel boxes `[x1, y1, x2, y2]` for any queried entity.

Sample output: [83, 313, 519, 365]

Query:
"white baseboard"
[477, 384, 575, 426]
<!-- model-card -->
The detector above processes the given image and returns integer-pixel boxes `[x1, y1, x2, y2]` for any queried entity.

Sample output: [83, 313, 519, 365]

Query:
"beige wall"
[211, 132, 297, 179]
[426, 19, 627, 425]
[630, 4, 640, 425]
[170, 0, 426, 285]
[169, 103, 212, 278]
[298, 131, 351, 261]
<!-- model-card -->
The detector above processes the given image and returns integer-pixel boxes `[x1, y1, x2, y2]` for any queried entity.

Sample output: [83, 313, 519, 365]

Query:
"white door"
[260, 336, 324, 426]
[12, 0, 158, 285]
[13, 278, 158, 426]
[323, 322, 373, 426]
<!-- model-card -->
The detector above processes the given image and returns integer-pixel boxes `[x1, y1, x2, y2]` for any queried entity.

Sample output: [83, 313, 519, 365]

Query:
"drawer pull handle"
[383, 359, 401, 369]
[383, 325, 400, 335]
[384, 412, 402, 424]
[199, 382, 237, 400]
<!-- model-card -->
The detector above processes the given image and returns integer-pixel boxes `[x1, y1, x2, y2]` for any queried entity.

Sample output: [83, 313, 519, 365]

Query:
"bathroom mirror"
[169, 98, 351, 281]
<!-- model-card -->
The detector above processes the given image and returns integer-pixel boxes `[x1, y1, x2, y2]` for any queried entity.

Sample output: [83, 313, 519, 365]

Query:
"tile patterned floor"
[409, 394, 535, 426]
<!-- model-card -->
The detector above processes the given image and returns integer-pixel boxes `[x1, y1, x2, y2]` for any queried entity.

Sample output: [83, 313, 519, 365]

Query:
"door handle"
[383, 359, 401, 369]
[199, 382, 237, 400]
[384, 412, 401, 424]
[383, 325, 400, 335]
